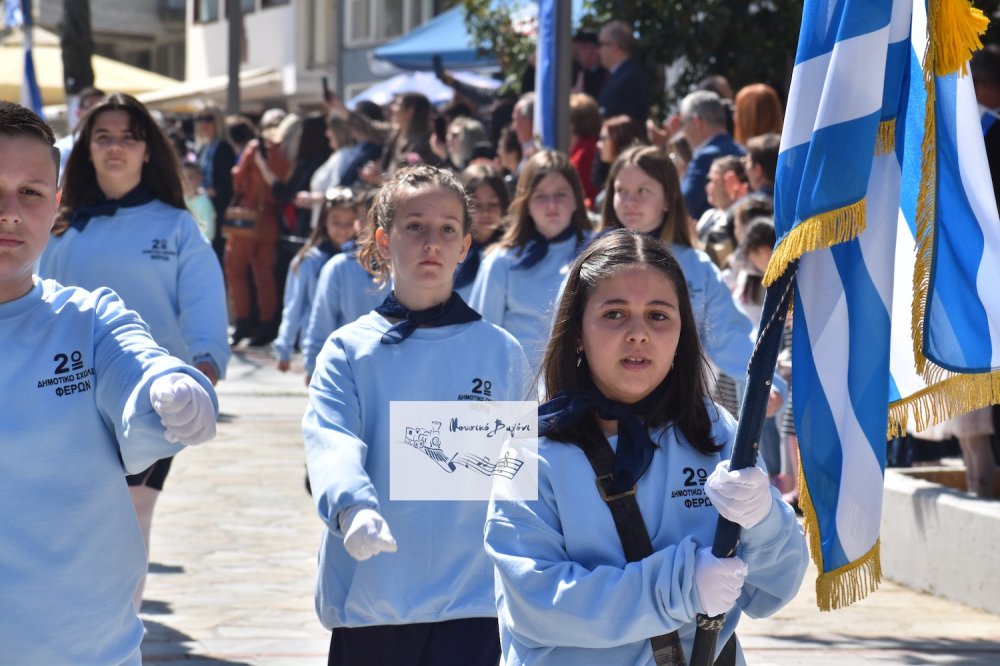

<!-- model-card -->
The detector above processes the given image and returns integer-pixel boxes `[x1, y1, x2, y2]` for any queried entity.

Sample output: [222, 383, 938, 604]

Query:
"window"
[381, 0, 404, 40]
[194, 0, 219, 23]
[348, 0, 374, 45]
[306, 0, 335, 68]
[346, 0, 431, 48]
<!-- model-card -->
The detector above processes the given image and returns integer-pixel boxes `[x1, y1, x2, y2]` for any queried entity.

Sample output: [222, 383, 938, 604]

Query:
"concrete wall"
[881, 468, 1000, 614]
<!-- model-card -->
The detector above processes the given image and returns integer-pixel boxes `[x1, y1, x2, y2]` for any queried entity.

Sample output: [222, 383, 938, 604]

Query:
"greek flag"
[770, 0, 998, 610]
[6, 0, 44, 116]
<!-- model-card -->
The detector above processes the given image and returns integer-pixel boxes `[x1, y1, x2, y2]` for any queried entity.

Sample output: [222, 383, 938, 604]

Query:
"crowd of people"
[7, 15, 999, 666]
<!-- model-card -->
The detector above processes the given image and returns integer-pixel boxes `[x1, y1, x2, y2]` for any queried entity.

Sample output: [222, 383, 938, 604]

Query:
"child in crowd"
[302, 190, 388, 381]
[302, 165, 531, 665]
[469, 150, 591, 372]
[484, 229, 807, 665]
[454, 163, 509, 302]
[39, 92, 230, 608]
[599, 145, 785, 413]
[181, 159, 216, 241]
[274, 187, 358, 372]
[0, 101, 218, 663]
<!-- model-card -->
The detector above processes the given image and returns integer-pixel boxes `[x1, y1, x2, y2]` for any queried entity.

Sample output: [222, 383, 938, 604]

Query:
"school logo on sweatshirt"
[35, 349, 95, 397]
[143, 238, 177, 262]
[670, 465, 714, 510]
[456, 376, 493, 401]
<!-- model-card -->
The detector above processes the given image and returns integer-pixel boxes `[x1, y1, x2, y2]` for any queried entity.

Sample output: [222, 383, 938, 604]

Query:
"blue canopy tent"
[373, 5, 495, 71]
[373, 1, 588, 72]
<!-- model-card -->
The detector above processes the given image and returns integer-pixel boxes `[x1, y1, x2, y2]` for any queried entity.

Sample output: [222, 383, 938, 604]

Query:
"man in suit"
[597, 20, 650, 124]
[678, 90, 745, 219]
[572, 30, 608, 100]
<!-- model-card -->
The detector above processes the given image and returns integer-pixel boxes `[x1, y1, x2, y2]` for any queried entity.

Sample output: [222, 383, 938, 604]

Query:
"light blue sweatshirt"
[274, 247, 334, 363]
[302, 251, 390, 375]
[0, 279, 219, 665]
[468, 233, 587, 373]
[485, 404, 808, 666]
[671, 244, 754, 384]
[39, 200, 230, 378]
[303, 312, 532, 629]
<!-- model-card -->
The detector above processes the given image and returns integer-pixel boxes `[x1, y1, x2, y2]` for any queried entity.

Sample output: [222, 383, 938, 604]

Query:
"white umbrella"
[347, 70, 499, 109]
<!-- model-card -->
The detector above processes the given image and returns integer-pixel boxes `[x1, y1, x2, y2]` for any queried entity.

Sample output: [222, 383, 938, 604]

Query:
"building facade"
[38, 0, 186, 80]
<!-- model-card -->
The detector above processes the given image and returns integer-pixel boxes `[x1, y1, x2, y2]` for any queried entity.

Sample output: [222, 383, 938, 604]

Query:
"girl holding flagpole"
[484, 229, 807, 665]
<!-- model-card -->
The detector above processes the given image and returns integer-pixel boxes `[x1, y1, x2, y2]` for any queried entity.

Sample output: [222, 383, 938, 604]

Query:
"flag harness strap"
[576, 433, 737, 666]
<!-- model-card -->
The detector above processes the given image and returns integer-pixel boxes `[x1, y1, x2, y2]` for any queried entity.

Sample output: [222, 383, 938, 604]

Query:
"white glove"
[339, 506, 398, 561]
[693, 547, 747, 617]
[705, 460, 773, 529]
[149, 373, 217, 447]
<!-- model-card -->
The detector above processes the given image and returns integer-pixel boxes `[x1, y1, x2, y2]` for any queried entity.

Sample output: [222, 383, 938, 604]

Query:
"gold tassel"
[798, 450, 883, 611]
[875, 119, 896, 156]
[763, 199, 867, 286]
[928, 0, 989, 77]
[887, 369, 1000, 437]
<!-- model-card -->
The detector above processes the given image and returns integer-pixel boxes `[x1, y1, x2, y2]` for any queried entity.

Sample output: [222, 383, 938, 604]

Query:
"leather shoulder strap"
[575, 433, 685, 666]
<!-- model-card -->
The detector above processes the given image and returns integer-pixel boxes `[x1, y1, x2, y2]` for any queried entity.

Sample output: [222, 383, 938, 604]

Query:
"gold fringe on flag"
[816, 542, 882, 612]
[762, 199, 867, 287]
[875, 119, 896, 155]
[887, 369, 1000, 437]
[913, 47, 937, 376]
[797, 459, 883, 611]
[914, 0, 991, 375]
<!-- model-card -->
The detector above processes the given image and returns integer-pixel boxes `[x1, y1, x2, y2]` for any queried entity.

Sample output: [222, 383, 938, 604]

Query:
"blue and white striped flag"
[7, 0, 44, 116]
[770, 0, 997, 610]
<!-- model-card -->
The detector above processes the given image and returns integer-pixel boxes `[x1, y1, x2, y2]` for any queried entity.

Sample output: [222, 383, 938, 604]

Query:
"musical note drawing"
[452, 451, 524, 479]
[401, 423, 524, 479]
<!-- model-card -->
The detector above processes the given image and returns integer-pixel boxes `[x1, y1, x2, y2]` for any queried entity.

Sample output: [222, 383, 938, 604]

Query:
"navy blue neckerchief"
[69, 183, 156, 232]
[539, 389, 659, 495]
[512, 224, 579, 270]
[317, 239, 341, 263]
[454, 228, 503, 290]
[374, 291, 481, 344]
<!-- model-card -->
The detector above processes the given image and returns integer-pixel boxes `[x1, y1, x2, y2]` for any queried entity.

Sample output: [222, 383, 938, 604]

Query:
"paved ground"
[140, 347, 1000, 665]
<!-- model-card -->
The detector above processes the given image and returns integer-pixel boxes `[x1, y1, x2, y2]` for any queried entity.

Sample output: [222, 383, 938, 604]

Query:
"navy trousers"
[328, 617, 501, 666]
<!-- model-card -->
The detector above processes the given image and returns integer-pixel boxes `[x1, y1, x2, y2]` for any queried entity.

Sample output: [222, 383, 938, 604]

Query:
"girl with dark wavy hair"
[485, 229, 807, 666]
[40, 92, 229, 610]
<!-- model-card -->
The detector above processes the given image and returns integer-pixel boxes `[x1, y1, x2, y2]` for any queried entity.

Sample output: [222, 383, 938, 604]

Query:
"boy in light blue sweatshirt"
[0, 102, 219, 664]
